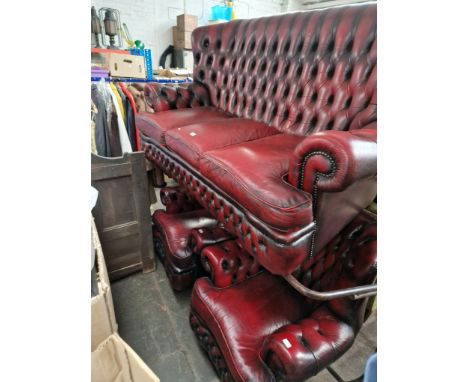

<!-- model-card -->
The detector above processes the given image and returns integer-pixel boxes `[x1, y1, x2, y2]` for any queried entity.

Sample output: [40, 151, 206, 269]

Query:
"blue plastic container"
[211, 5, 232, 21]
[363, 353, 377, 382]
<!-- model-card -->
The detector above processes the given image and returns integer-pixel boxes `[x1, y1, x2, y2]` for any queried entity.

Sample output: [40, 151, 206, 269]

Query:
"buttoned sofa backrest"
[191, 3, 376, 136]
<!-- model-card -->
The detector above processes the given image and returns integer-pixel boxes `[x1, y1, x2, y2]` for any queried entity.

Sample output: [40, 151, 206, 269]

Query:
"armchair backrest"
[191, 3, 376, 136]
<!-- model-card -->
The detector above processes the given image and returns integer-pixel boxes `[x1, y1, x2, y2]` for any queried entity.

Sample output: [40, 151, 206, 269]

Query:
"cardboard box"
[91, 49, 130, 72]
[91, 219, 159, 382]
[177, 13, 198, 31]
[92, 334, 160, 382]
[109, 53, 146, 79]
[92, 219, 118, 352]
[173, 26, 192, 50]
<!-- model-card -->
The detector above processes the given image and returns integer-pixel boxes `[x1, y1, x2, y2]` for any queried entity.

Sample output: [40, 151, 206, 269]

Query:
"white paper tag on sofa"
[282, 338, 292, 349]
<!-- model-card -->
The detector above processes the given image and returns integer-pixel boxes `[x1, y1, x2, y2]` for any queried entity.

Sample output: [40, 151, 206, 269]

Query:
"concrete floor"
[111, 264, 376, 382]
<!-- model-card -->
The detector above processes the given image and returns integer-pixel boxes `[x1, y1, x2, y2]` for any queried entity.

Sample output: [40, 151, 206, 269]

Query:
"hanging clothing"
[127, 83, 151, 113]
[109, 83, 126, 121]
[95, 80, 122, 157]
[115, 85, 127, 116]
[109, 106, 123, 157]
[107, 83, 132, 154]
[119, 83, 139, 151]
[91, 101, 98, 155]
[91, 84, 111, 156]
[125, 97, 136, 150]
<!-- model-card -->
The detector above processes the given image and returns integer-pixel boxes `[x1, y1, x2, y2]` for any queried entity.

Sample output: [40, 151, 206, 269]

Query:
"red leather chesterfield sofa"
[137, 3, 377, 279]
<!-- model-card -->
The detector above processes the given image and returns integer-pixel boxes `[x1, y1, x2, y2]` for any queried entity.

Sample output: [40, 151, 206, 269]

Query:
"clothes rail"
[91, 77, 193, 83]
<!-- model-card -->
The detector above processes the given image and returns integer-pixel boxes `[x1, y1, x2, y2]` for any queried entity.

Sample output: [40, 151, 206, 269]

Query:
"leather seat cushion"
[165, 119, 280, 169]
[199, 134, 313, 231]
[136, 107, 232, 146]
[191, 273, 310, 382]
[153, 209, 218, 269]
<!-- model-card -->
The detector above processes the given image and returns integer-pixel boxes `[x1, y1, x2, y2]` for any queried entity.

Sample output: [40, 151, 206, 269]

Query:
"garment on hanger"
[91, 101, 98, 155]
[109, 83, 126, 121]
[115, 85, 127, 116]
[107, 83, 132, 154]
[91, 84, 111, 156]
[119, 83, 138, 151]
[109, 105, 123, 157]
[95, 80, 122, 157]
[115, 83, 133, 149]
[124, 94, 136, 150]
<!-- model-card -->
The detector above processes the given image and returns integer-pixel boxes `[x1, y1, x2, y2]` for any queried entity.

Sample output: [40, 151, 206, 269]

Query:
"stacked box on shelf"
[92, 48, 146, 79]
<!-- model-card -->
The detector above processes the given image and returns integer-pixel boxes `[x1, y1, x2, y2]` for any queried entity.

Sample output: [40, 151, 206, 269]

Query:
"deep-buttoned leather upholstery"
[190, 210, 376, 381]
[191, 5, 376, 135]
[152, 193, 235, 291]
[200, 239, 263, 288]
[159, 186, 202, 214]
[138, 3, 377, 276]
[152, 209, 217, 291]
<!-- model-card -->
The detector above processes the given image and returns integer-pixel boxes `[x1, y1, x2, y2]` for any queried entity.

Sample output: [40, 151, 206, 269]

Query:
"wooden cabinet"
[91, 152, 155, 280]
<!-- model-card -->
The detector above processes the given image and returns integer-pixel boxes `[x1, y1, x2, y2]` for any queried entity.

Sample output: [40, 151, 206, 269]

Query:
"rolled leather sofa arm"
[288, 128, 377, 194]
[260, 307, 354, 382]
[200, 240, 262, 288]
[144, 81, 211, 112]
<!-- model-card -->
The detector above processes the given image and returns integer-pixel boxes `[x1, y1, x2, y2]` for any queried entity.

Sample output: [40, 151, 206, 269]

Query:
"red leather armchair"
[152, 191, 234, 291]
[190, 209, 376, 381]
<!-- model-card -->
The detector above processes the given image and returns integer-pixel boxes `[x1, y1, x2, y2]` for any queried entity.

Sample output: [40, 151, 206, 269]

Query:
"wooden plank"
[100, 221, 139, 242]
[131, 153, 156, 273]
[92, 162, 133, 181]
[108, 262, 143, 281]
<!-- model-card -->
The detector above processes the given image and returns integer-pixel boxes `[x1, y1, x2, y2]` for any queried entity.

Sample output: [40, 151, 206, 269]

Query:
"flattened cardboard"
[91, 219, 159, 381]
[91, 334, 160, 382]
[92, 219, 118, 351]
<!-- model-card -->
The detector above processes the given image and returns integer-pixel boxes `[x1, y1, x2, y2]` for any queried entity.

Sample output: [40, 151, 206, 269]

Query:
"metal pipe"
[284, 274, 377, 301]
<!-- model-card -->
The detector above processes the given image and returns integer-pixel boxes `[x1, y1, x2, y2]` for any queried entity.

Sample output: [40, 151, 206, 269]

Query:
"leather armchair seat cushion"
[199, 134, 313, 231]
[191, 272, 309, 381]
[152, 209, 218, 270]
[136, 107, 232, 146]
[165, 118, 280, 169]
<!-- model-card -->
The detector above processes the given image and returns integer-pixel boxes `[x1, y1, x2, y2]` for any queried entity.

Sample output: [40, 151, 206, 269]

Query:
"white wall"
[92, 0, 286, 65]
[286, 0, 369, 11]
[285, 0, 303, 11]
